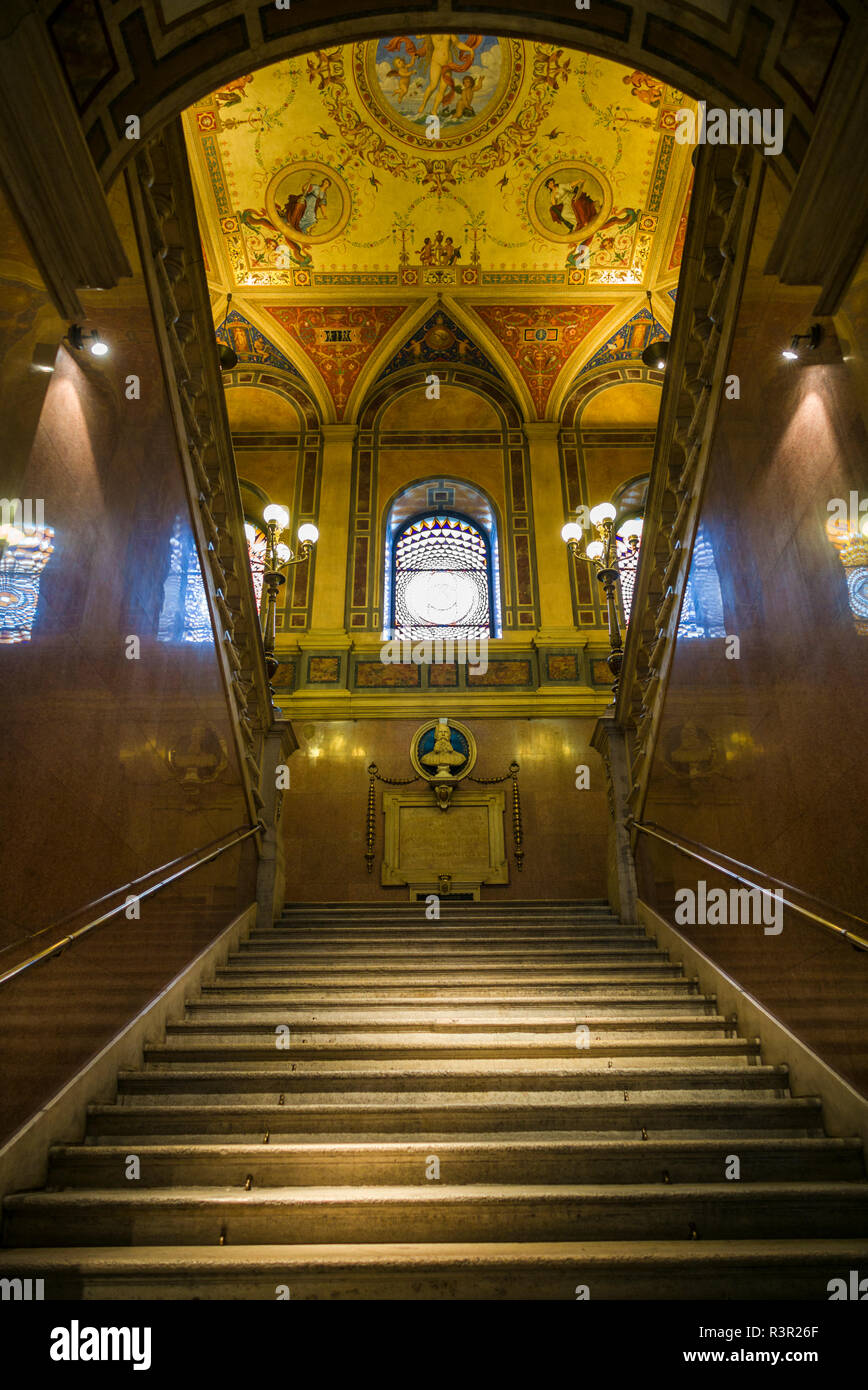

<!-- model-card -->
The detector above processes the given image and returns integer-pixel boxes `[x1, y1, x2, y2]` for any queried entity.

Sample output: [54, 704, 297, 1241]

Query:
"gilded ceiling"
[183, 36, 695, 420]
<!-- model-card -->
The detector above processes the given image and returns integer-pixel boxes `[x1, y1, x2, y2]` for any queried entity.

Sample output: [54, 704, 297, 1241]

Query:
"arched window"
[393, 514, 492, 640]
[384, 482, 501, 640]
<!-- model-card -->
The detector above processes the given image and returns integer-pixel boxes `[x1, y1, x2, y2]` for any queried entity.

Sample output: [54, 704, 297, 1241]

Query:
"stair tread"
[5, 898, 863, 1299]
[12, 1180, 868, 1201]
[54, 1136, 863, 1153]
[4, 1239, 868, 1268]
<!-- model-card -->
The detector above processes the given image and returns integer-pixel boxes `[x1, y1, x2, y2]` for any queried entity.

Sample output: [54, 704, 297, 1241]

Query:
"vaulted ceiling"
[183, 36, 695, 421]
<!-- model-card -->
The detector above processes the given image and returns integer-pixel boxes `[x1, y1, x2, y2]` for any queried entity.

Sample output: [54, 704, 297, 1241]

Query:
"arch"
[581, 381, 663, 428]
[225, 385, 303, 434]
[561, 363, 665, 428]
[59, 2, 842, 190]
[359, 364, 522, 433]
[220, 367, 321, 430]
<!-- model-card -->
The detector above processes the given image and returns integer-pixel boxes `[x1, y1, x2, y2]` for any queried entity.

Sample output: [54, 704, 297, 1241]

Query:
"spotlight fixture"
[68, 325, 109, 357]
[640, 290, 669, 371]
[782, 324, 822, 361]
[217, 292, 238, 371]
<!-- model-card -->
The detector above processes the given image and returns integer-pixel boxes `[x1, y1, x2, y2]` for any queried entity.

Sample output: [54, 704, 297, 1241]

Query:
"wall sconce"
[782, 324, 822, 360]
[68, 325, 109, 357]
[562, 504, 643, 692]
[259, 503, 319, 701]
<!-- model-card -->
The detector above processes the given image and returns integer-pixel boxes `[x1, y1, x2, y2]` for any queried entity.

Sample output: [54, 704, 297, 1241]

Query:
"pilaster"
[523, 421, 573, 632]
[310, 422, 358, 634]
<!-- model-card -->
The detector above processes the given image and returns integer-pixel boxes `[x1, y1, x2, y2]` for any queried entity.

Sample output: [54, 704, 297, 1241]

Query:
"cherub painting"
[386, 54, 417, 100]
[416, 229, 461, 266]
[444, 74, 484, 121]
[215, 75, 254, 107]
[238, 207, 312, 268]
[375, 34, 501, 130]
[622, 70, 664, 107]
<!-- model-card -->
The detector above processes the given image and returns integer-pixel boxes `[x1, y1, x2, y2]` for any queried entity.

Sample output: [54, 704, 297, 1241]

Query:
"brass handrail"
[0, 822, 264, 987]
[631, 818, 868, 952]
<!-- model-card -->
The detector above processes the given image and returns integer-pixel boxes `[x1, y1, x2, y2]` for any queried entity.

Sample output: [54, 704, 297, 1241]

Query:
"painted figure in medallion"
[544, 176, 600, 235]
[383, 35, 483, 118]
[279, 177, 332, 235]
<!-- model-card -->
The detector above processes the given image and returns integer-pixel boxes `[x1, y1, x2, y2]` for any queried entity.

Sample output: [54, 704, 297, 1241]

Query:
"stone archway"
[45, 0, 857, 189]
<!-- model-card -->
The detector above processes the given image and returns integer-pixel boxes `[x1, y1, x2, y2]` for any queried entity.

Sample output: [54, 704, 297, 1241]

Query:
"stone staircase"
[3, 901, 868, 1298]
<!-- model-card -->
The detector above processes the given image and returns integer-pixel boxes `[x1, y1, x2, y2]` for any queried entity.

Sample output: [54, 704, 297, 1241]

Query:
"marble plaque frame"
[381, 788, 508, 895]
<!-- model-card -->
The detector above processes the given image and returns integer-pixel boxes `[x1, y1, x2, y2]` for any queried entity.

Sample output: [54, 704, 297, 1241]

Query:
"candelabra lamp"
[251, 504, 319, 699]
[562, 504, 643, 694]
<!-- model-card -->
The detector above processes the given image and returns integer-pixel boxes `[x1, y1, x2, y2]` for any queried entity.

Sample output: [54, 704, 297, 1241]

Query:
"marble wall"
[639, 175, 868, 1094]
[282, 717, 609, 902]
[0, 180, 255, 1144]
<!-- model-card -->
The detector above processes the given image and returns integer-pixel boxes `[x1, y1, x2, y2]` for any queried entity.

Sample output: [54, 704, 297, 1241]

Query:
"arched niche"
[347, 367, 537, 632]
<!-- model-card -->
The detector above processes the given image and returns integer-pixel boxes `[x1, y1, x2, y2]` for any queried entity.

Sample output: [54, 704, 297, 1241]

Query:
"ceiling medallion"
[353, 36, 523, 151]
[265, 160, 352, 246]
[527, 162, 614, 244]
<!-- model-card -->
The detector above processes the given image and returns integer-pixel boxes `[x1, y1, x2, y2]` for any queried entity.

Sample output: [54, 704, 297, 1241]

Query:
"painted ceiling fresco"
[187, 39, 692, 289]
[184, 37, 694, 418]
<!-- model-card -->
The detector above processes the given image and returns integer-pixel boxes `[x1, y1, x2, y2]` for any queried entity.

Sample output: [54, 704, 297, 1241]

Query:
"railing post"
[591, 710, 639, 924]
[255, 720, 298, 929]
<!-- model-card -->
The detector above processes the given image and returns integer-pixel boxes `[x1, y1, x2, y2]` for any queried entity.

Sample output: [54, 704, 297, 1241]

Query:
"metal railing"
[0, 822, 263, 987]
[631, 818, 868, 952]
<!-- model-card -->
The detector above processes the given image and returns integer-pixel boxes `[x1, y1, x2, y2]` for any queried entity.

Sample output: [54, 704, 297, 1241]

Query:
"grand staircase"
[4, 901, 868, 1298]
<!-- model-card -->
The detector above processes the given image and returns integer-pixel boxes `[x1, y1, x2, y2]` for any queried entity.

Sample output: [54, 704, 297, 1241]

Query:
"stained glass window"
[0, 526, 54, 643]
[157, 521, 212, 644]
[393, 514, 491, 640]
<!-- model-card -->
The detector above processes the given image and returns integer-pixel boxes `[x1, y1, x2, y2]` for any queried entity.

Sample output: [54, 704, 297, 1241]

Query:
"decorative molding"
[130, 119, 274, 822]
[0, 4, 130, 318]
[38, 0, 850, 191]
[612, 143, 764, 830]
[765, 27, 868, 314]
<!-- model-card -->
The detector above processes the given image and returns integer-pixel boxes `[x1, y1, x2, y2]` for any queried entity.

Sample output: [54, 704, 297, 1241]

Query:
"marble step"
[151, 1034, 759, 1063]
[83, 1095, 824, 1139]
[186, 999, 721, 1021]
[253, 934, 645, 945]
[201, 978, 698, 1000]
[7, 1182, 868, 1247]
[213, 964, 683, 982]
[45, 1136, 867, 1189]
[116, 1062, 788, 1098]
[4, 1240, 866, 1300]
[196, 989, 712, 1011]
[231, 945, 664, 962]
[178, 1010, 729, 1032]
